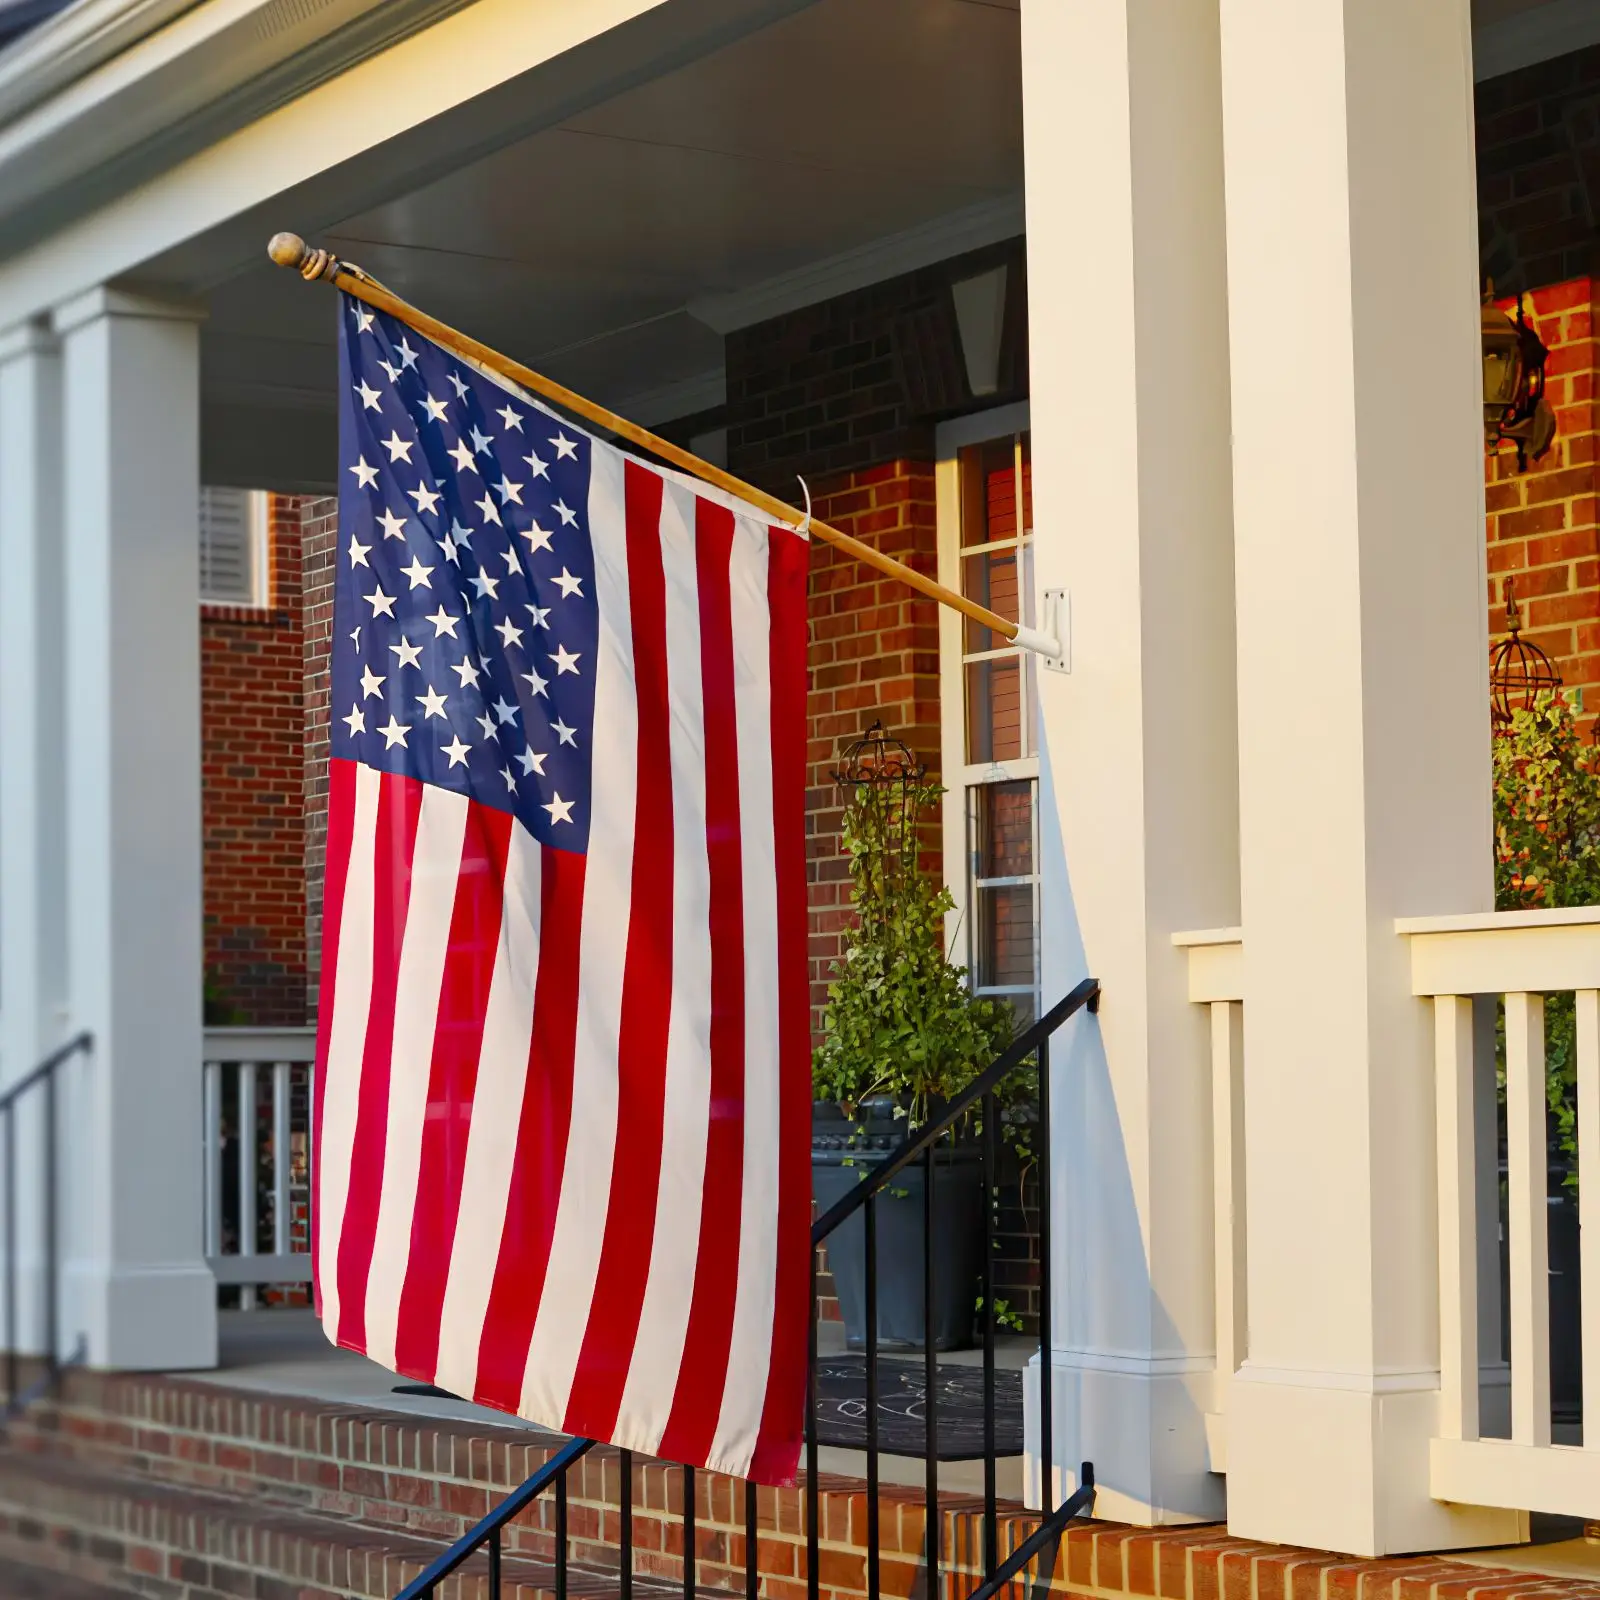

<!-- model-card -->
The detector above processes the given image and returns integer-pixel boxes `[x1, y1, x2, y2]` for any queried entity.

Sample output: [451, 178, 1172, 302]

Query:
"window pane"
[965, 654, 1029, 764]
[975, 884, 1035, 991]
[975, 781, 1033, 879]
[959, 436, 1021, 546]
[962, 544, 1033, 653]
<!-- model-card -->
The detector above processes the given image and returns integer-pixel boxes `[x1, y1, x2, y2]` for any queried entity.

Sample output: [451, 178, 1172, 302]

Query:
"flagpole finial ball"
[268, 232, 308, 269]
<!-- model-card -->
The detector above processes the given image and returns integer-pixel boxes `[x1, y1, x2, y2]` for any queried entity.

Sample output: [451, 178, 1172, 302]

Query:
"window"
[199, 488, 269, 607]
[937, 404, 1040, 1024]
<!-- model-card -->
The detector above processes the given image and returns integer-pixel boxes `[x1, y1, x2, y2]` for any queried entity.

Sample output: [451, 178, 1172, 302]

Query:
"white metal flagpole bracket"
[1015, 589, 1071, 672]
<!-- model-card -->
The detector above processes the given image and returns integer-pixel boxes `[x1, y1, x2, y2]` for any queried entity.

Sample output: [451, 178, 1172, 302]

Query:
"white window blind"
[199, 488, 269, 607]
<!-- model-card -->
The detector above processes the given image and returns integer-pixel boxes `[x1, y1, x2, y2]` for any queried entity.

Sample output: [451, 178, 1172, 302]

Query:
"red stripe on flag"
[334, 770, 425, 1353]
[656, 499, 746, 1465]
[562, 459, 675, 1440]
[391, 802, 515, 1384]
[473, 842, 588, 1412]
[748, 524, 811, 1485]
[311, 757, 361, 1318]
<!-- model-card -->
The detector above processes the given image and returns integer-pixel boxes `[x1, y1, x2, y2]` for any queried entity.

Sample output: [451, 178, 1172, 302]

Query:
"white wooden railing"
[1177, 911, 1600, 1518]
[1172, 927, 1245, 1473]
[1402, 907, 1600, 1519]
[202, 1025, 316, 1304]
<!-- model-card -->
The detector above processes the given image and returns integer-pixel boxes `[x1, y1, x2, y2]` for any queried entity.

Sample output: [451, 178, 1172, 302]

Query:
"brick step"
[0, 1552, 143, 1599]
[8, 1373, 1060, 1600]
[0, 1446, 706, 1600]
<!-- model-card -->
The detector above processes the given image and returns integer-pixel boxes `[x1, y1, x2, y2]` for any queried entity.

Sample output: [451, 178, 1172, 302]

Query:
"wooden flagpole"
[267, 233, 1063, 659]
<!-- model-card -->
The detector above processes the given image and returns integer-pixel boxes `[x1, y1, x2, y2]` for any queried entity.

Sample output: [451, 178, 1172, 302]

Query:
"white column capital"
[51, 285, 205, 339]
[0, 317, 57, 366]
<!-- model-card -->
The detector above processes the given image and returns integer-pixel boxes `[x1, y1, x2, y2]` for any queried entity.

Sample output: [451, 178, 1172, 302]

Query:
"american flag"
[313, 294, 810, 1483]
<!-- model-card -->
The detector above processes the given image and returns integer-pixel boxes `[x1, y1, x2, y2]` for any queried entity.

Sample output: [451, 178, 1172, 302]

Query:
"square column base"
[1025, 1350, 1225, 1525]
[63, 1261, 217, 1371]
[1227, 1368, 1526, 1556]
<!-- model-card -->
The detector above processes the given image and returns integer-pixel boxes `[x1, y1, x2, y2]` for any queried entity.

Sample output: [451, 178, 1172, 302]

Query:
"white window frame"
[199, 487, 270, 609]
[935, 401, 1041, 1017]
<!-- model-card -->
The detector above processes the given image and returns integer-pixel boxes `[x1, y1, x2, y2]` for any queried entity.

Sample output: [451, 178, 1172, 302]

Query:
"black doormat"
[812, 1356, 1024, 1461]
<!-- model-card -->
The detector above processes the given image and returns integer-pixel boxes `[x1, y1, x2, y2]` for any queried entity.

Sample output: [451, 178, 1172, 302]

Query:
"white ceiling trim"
[607, 366, 726, 427]
[687, 190, 1023, 334]
[1474, 0, 1600, 80]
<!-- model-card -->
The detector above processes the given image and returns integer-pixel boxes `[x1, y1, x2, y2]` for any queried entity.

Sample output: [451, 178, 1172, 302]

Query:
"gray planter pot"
[812, 1100, 984, 1352]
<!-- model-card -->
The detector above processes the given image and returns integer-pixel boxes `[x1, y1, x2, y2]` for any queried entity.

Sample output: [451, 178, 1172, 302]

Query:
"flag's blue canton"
[334, 300, 598, 852]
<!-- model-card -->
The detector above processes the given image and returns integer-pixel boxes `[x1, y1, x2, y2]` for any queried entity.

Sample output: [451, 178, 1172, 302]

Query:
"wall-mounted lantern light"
[1483, 285, 1555, 470]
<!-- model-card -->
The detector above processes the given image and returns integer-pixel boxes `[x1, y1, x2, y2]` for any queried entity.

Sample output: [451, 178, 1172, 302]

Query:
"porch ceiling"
[199, 0, 1023, 488]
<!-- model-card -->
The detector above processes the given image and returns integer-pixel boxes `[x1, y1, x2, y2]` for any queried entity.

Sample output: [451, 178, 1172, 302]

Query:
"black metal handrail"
[391, 981, 1100, 1600]
[1, 1030, 91, 1414]
[394, 1435, 594, 1600]
[963, 1467, 1096, 1600]
[805, 977, 1100, 1600]
[810, 977, 1101, 1243]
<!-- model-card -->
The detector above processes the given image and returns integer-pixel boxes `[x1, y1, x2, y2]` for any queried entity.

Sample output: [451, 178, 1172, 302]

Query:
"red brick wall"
[1485, 277, 1600, 735]
[803, 463, 942, 1028]
[200, 495, 308, 1027]
[301, 496, 339, 1017]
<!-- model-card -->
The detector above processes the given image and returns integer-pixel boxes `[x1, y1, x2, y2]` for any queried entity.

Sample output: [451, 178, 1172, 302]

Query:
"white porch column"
[1218, 2, 1520, 1556]
[51, 287, 215, 1371]
[0, 320, 69, 1355]
[1022, 0, 1238, 1524]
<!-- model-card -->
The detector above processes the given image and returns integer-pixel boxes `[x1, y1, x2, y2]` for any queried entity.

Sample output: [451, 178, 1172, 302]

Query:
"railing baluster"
[683, 1464, 696, 1600]
[203, 1060, 221, 1261]
[488, 1525, 501, 1600]
[272, 1061, 292, 1258]
[238, 1061, 257, 1310]
[1506, 990, 1552, 1447]
[924, 1145, 938, 1600]
[1578, 991, 1600, 1450]
[1210, 999, 1246, 1409]
[1038, 1034, 1053, 1514]
[865, 1192, 880, 1600]
[981, 1088, 997, 1578]
[1435, 994, 1479, 1443]
[621, 1448, 633, 1600]
[4, 1102, 15, 1407]
[556, 1468, 569, 1600]
[745, 1475, 758, 1600]
[43, 1065, 56, 1372]
[806, 1259, 819, 1600]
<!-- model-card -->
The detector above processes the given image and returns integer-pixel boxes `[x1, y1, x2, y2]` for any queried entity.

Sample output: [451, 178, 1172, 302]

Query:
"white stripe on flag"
[614, 476, 712, 1452]
[317, 762, 382, 1340]
[712, 515, 780, 1472]
[361, 785, 470, 1371]
[519, 438, 636, 1423]
[432, 818, 543, 1402]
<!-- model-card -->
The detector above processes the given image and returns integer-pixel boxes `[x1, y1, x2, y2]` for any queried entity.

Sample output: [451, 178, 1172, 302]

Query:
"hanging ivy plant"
[812, 776, 1017, 1139]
